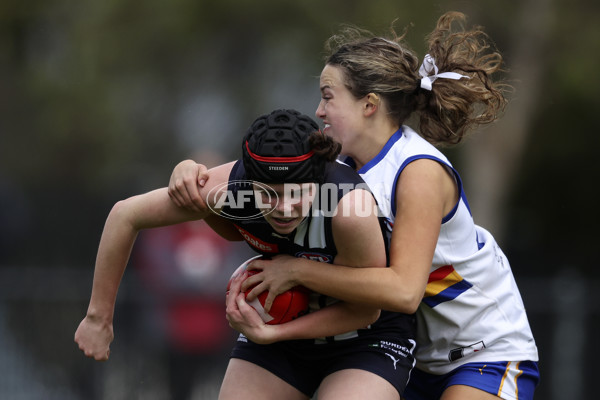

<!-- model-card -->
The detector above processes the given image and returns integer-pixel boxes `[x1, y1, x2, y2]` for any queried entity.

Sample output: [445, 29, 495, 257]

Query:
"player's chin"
[268, 216, 301, 234]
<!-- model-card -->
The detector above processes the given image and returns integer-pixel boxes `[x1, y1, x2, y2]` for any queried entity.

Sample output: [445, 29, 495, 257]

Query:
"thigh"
[318, 369, 399, 400]
[440, 385, 500, 400]
[219, 358, 309, 400]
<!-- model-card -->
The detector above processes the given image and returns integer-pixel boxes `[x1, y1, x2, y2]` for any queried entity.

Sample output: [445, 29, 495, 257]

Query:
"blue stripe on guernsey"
[387, 152, 473, 222]
[346, 127, 474, 222]
[476, 231, 485, 250]
[442, 201, 459, 224]
[390, 155, 462, 218]
[357, 128, 404, 174]
[423, 265, 473, 308]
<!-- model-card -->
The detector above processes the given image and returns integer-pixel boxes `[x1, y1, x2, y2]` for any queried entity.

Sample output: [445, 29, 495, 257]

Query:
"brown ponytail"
[418, 12, 509, 145]
[325, 11, 510, 146]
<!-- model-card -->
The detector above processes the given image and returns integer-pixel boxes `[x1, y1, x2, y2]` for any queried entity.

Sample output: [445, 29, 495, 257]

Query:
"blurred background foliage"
[0, 0, 598, 398]
[2, 0, 596, 271]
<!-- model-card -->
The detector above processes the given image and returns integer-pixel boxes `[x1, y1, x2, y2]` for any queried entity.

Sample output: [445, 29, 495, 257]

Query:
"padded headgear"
[242, 109, 324, 183]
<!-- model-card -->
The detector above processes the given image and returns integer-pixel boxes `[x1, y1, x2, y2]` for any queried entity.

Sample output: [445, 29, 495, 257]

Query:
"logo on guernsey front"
[296, 252, 333, 263]
[235, 226, 279, 253]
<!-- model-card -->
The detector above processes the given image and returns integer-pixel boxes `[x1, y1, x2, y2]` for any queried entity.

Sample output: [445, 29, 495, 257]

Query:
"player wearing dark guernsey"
[75, 109, 416, 400]
[221, 110, 416, 398]
[224, 159, 408, 340]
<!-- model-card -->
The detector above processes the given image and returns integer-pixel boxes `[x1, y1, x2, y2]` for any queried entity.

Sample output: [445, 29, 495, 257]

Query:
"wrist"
[246, 324, 279, 345]
[263, 324, 284, 344]
[85, 306, 114, 325]
[289, 258, 303, 286]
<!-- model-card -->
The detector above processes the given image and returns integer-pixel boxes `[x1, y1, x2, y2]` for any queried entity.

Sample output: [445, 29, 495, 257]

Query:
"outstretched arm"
[75, 163, 234, 361]
[74, 188, 207, 360]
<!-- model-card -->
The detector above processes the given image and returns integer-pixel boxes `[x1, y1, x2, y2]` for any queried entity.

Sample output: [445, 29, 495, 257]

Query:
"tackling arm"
[229, 188, 386, 342]
[246, 159, 453, 313]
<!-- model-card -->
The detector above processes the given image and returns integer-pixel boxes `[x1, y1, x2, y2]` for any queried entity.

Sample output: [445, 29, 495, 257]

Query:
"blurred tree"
[0, 0, 597, 274]
[458, 0, 555, 240]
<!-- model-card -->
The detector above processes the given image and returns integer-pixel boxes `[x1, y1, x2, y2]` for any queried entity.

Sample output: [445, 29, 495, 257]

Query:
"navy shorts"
[230, 333, 416, 397]
[404, 361, 540, 400]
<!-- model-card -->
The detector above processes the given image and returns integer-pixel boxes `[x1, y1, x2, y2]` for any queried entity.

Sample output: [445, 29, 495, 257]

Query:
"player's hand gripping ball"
[226, 256, 309, 325]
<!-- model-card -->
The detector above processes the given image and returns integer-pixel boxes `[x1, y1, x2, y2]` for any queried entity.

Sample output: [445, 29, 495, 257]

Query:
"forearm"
[85, 189, 206, 320]
[85, 201, 140, 321]
[308, 188, 419, 312]
[75, 201, 141, 362]
[76, 188, 215, 361]
[268, 301, 380, 342]
[291, 259, 419, 313]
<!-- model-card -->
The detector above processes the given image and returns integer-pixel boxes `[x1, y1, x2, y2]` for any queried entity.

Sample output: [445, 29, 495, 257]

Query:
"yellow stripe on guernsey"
[423, 265, 473, 308]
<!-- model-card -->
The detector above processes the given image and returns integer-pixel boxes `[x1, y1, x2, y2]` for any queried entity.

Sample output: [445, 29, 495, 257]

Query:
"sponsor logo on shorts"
[370, 340, 416, 370]
[385, 353, 401, 370]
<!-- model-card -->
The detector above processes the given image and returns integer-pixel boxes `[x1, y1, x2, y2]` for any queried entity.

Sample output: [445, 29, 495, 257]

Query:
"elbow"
[381, 269, 426, 314]
[403, 296, 421, 314]
[109, 200, 125, 219]
[353, 306, 381, 328]
[385, 293, 422, 314]
[107, 199, 138, 230]
[110, 199, 131, 220]
[367, 308, 381, 325]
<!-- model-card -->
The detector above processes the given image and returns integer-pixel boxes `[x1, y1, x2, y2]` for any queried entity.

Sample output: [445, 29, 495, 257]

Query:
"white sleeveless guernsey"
[352, 126, 538, 374]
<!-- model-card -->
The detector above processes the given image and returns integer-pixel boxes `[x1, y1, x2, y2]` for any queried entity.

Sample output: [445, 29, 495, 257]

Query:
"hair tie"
[419, 54, 470, 91]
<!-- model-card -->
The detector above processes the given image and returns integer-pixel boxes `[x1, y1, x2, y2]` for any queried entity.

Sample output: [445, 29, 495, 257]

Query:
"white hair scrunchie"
[419, 54, 470, 91]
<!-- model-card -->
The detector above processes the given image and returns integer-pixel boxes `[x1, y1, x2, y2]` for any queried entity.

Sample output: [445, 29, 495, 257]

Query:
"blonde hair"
[324, 11, 509, 145]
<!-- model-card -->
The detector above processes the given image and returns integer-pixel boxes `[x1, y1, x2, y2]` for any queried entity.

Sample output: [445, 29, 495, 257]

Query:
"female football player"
[75, 109, 416, 400]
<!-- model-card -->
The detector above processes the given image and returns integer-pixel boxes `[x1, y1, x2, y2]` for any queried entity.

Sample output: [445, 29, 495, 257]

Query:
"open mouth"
[272, 216, 297, 225]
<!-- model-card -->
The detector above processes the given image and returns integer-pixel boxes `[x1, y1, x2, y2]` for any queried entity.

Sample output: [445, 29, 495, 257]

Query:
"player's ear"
[364, 93, 379, 117]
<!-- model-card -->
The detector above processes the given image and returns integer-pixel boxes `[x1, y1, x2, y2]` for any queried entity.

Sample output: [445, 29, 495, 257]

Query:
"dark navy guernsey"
[223, 159, 416, 342]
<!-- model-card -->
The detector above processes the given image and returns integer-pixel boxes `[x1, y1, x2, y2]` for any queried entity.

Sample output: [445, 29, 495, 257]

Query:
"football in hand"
[226, 256, 309, 325]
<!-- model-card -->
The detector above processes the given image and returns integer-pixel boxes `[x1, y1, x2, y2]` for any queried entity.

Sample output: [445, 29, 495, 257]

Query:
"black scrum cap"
[242, 109, 324, 183]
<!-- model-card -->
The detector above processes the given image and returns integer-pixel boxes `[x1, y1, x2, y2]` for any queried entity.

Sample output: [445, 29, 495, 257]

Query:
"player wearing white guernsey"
[345, 126, 539, 397]
[168, 12, 539, 400]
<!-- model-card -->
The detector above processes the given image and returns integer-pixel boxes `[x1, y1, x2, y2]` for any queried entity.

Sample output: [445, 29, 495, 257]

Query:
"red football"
[226, 256, 309, 325]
